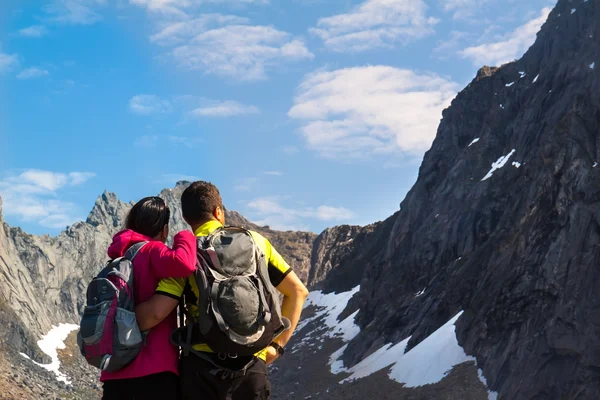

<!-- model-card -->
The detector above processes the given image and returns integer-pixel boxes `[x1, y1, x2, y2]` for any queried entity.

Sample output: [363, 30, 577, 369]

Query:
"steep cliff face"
[319, 0, 600, 398]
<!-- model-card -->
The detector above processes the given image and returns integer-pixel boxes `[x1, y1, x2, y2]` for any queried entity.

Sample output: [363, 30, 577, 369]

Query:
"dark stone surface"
[319, 1, 600, 398]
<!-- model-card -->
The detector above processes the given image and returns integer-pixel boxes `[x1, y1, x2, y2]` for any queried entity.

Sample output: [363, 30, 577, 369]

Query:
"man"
[136, 181, 309, 400]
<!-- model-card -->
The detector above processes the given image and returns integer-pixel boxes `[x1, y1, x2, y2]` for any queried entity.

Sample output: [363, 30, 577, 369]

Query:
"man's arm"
[135, 277, 184, 331]
[274, 270, 309, 346]
[135, 294, 179, 331]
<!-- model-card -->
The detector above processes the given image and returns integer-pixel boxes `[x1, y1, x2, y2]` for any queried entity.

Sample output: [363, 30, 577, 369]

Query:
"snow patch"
[388, 311, 471, 387]
[478, 369, 499, 400]
[505, 82, 515, 87]
[512, 161, 521, 168]
[500, 104, 505, 109]
[340, 338, 411, 383]
[594, 162, 598, 168]
[482, 149, 516, 181]
[468, 138, 480, 147]
[571, 8, 576, 13]
[533, 74, 539, 83]
[590, 62, 595, 69]
[519, 71, 526, 78]
[332, 311, 498, 397]
[415, 288, 426, 297]
[20, 323, 80, 385]
[294, 286, 361, 360]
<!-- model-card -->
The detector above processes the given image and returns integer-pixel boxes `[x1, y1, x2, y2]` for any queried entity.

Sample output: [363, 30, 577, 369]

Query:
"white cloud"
[44, 0, 106, 25]
[441, 0, 491, 20]
[264, 171, 283, 176]
[153, 173, 199, 185]
[283, 146, 299, 155]
[234, 177, 258, 192]
[459, 7, 551, 66]
[149, 16, 313, 81]
[245, 196, 355, 231]
[171, 24, 313, 80]
[135, 134, 201, 148]
[134, 135, 160, 147]
[288, 66, 459, 159]
[18, 25, 49, 38]
[167, 135, 202, 148]
[310, 0, 438, 52]
[150, 15, 250, 45]
[0, 169, 95, 229]
[131, 0, 267, 16]
[246, 197, 355, 231]
[316, 206, 355, 221]
[0, 52, 19, 75]
[191, 100, 259, 117]
[129, 95, 172, 115]
[17, 67, 49, 80]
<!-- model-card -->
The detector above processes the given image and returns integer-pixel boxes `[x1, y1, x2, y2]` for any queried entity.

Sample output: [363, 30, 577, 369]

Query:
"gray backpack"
[181, 226, 289, 358]
[77, 242, 147, 372]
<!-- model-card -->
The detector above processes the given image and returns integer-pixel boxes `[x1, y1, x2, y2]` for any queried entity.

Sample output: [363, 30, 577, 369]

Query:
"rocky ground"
[0, 331, 100, 400]
[269, 305, 490, 400]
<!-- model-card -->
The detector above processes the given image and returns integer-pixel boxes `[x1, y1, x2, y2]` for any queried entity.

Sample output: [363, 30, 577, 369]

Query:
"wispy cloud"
[153, 173, 199, 185]
[144, 13, 313, 81]
[282, 146, 299, 155]
[433, 31, 468, 56]
[0, 169, 95, 229]
[17, 67, 49, 80]
[0, 54, 19, 75]
[459, 7, 551, 66]
[18, 25, 49, 38]
[191, 100, 259, 117]
[441, 0, 491, 20]
[131, 0, 268, 17]
[310, 0, 438, 52]
[134, 135, 160, 147]
[245, 196, 354, 231]
[134, 134, 202, 148]
[288, 66, 458, 159]
[167, 135, 202, 148]
[129, 95, 172, 115]
[264, 171, 283, 176]
[234, 177, 258, 192]
[44, 0, 107, 25]
[170, 25, 313, 81]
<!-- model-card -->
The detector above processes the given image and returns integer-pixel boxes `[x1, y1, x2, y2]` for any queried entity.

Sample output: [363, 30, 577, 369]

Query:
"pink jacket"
[100, 229, 196, 381]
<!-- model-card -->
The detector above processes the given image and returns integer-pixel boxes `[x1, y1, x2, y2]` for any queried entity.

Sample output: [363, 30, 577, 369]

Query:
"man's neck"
[189, 218, 220, 233]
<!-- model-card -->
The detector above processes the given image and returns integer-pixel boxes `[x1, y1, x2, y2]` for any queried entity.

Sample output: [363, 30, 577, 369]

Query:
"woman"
[100, 196, 196, 400]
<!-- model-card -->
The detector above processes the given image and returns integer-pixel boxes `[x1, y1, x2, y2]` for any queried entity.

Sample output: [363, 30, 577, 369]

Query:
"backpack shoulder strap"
[124, 241, 148, 261]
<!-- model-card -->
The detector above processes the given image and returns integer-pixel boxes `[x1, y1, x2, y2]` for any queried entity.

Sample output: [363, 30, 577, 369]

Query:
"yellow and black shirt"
[155, 219, 292, 361]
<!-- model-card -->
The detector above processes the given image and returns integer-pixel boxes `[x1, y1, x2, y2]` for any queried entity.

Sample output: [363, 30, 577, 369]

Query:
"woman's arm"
[150, 230, 197, 278]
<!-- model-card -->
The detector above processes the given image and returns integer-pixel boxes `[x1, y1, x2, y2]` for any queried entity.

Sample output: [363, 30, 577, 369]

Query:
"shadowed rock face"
[314, 0, 600, 398]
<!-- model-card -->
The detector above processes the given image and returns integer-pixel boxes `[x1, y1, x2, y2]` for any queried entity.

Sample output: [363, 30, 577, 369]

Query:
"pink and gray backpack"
[77, 242, 147, 372]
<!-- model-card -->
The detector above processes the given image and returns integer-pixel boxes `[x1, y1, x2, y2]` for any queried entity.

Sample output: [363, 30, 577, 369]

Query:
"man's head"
[181, 181, 225, 229]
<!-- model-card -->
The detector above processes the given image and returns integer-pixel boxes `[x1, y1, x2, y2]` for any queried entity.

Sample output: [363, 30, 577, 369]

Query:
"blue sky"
[0, 0, 556, 235]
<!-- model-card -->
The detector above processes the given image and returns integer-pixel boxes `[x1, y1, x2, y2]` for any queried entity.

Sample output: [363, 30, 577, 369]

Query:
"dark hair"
[125, 196, 170, 238]
[181, 181, 223, 225]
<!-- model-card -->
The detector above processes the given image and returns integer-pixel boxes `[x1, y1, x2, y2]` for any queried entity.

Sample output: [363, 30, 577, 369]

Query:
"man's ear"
[214, 206, 225, 225]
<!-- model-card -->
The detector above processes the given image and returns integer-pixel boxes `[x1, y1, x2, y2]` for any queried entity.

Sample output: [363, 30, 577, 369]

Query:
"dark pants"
[180, 354, 271, 400]
[102, 371, 180, 400]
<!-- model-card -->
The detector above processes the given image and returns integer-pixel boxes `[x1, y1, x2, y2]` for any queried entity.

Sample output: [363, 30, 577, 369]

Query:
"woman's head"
[125, 196, 170, 242]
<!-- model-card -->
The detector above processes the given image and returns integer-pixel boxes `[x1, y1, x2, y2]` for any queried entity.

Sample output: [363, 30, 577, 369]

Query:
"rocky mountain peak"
[475, 66, 499, 80]
[86, 191, 131, 229]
